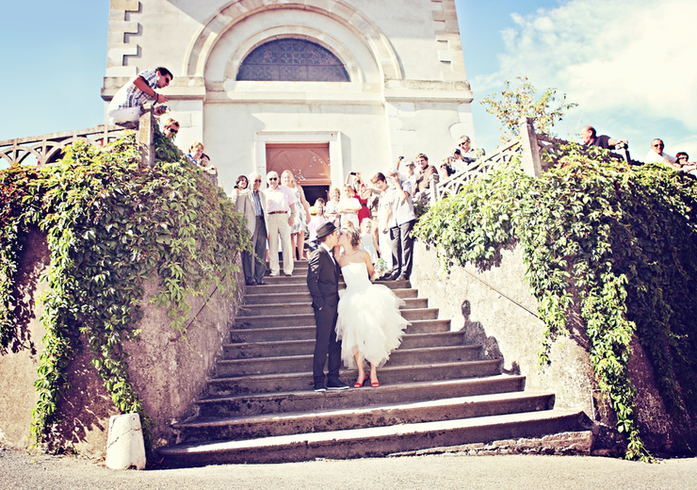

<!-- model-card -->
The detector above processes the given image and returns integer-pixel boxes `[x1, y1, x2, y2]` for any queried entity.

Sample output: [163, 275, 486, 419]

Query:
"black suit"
[306, 245, 341, 388]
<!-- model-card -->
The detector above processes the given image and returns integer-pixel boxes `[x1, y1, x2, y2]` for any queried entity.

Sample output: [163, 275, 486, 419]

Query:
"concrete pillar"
[105, 413, 146, 470]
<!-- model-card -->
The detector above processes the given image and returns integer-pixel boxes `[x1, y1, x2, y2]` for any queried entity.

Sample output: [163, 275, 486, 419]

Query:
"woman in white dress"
[334, 227, 410, 388]
[359, 218, 379, 264]
[281, 170, 311, 260]
[338, 184, 361, 229]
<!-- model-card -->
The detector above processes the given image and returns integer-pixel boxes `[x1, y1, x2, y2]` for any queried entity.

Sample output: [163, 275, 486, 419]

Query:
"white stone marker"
[105, 413, 146, 470]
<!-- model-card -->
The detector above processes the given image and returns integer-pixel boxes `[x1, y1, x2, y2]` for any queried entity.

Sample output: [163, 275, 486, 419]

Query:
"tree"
[480, 76, 578, 142]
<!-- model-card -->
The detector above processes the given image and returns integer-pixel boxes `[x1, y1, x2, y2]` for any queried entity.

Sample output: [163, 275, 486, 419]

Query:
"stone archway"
[183, 0, 401, 80]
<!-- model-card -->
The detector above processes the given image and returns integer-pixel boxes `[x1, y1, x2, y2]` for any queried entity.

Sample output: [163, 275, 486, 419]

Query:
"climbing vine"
[0, 129, 250, 450]
[415, 143, 697, 461]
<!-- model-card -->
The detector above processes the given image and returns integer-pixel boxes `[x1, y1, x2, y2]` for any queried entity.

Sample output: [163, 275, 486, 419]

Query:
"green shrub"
[415, 143, 697, 460]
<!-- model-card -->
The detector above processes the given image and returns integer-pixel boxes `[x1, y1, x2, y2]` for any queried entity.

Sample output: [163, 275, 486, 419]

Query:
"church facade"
[102, 0, 475, 196]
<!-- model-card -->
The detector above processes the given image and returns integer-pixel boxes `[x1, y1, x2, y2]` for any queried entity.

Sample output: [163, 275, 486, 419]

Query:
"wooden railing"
[0, 107, 158, 168]
[429, 138, 521, 203]
[429, 117, 634, 203]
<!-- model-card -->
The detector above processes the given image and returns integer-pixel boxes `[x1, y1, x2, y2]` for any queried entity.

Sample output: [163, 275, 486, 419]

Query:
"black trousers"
[312, 300, 341, 386]
[389, 219, 415, 279]
[242, 216, 267, 283]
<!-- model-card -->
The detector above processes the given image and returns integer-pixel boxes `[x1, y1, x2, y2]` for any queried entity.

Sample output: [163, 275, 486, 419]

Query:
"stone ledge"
[389, 431, 594, 458]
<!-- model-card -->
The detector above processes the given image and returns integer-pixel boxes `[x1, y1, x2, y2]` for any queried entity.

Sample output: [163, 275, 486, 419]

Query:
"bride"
[334, 226, 410, 387]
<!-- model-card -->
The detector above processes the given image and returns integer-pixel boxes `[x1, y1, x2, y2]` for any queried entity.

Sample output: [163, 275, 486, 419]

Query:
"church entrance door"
[266, 143, 331, 204]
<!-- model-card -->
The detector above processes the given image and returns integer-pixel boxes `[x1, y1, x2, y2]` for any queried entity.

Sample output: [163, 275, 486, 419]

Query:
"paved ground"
[1, 448, 696, 490]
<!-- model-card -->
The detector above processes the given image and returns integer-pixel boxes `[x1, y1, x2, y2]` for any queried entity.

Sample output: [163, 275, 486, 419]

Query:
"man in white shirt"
[265, 171, 296, 276]
[645, 139, 677, 165]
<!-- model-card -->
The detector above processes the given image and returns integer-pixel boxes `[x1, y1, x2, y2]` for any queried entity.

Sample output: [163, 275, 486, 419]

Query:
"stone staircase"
[159, 261, 585, 465]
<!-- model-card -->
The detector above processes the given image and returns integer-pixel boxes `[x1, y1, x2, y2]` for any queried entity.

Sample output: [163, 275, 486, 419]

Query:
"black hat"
[316, 222, 338, 240]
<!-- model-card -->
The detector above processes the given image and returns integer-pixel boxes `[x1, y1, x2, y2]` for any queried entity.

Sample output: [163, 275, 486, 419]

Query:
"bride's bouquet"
[373, 258, 389, 278]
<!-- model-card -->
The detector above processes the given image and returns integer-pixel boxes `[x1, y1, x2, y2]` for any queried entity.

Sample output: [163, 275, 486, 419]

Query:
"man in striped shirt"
[107, 67, 173, 126]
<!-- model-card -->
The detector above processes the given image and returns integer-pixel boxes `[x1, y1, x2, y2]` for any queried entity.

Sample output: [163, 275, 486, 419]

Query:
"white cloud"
[472, 0, 697, 156]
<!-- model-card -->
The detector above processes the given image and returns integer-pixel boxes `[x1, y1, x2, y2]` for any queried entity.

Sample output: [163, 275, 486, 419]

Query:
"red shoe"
[370, 380, 380, 387]
[354, 376, 366, 388]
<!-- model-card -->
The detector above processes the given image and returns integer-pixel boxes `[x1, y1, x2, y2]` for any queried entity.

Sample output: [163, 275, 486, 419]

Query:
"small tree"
[480, 76, 578, 142]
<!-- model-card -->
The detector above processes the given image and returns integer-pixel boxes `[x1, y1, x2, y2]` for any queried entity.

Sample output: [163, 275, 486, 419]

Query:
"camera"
[349, 172, 357, 176]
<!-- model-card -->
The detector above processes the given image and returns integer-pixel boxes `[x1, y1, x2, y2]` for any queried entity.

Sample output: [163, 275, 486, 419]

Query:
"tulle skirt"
[335, 283, 409, 368]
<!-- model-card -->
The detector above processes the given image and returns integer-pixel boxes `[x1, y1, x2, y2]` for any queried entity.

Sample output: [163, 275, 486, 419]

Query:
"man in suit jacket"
[235, 172, 269, 286]
[306, 222, 348, 392]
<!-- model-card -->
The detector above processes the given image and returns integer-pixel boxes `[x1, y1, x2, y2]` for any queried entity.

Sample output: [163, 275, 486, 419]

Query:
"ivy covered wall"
[415, 144, 697, 460]
[0, 131, 250, 454]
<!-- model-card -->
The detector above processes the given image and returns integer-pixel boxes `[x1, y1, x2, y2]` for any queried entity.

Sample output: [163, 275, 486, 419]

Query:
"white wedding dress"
[335, 262, 410, 369]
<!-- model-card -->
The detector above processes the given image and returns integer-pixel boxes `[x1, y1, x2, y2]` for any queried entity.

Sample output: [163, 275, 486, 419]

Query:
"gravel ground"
[1, 448, 697, 490]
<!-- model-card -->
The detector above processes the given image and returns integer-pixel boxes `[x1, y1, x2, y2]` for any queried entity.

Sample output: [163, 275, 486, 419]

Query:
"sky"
[1, 0, 695, 168]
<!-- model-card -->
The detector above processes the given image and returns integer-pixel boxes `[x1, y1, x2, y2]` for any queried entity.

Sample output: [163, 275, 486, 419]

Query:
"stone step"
[244, 279, 411, 294]
[233, 308, 439, 328]
[266, 261, 309, 273]
[174, 391, 555, 445]
[159, 409, 585, 466]
[229, 319, 451, 342]
[237, 297, 429, 317]
[215, 345, 482, 377]
[223, 331, 467, 359]
[204, 359, 502, 397]
[195, 375, 526, 419]
[243, 288, 418, 304]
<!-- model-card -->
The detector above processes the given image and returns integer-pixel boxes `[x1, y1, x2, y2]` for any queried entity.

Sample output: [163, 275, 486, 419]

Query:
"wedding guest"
[581, 126, 628, 149]
[199, 153, 218, 185]
[325, 187, 341, 226]
[414, 153, 437, 202]
[230, 175, 248, 205]
[334, 226, 409, 388]
[281, 170, 311, 261]
[398, 159, 418, 188]
[676, 152, 697, 175]
[162, 118, 179, 141]
[338, 184, 361, 229]
[359, 219, 379, 264]
[235, 172, 268, 286]
[385, 167, 416, 281]
[369, 172, 393, 274]
[645, 138, 677, 166]
[265, 171, 296, 276]
[106, 67, 172, 126]
[307, 201, 327, 253]
[346, 172, 372, 225]
[186, 141, 204, 165]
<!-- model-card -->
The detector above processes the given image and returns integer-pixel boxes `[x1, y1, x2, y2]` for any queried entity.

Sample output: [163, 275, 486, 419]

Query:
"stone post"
[137, 106, 155, 168]
[519, 117, 542, 178]
[105, 413, 146, 470]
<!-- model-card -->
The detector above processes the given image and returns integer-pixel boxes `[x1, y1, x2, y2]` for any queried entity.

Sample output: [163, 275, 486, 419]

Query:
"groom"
[306, 222, 348, 392]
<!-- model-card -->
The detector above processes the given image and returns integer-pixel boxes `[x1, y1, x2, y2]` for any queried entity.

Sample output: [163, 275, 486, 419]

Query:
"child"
[306, 199, 327, 255]
[359, 218, 379, 264]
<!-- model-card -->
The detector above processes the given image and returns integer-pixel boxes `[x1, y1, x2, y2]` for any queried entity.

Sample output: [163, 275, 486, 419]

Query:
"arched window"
[237, 39, 350, 82]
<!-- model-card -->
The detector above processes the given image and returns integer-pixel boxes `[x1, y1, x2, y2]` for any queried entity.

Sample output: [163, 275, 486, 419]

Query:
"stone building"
[102, 0, 475, 198]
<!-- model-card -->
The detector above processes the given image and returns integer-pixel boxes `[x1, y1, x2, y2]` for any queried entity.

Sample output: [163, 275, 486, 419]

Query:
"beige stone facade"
[102, 0, 475, 194]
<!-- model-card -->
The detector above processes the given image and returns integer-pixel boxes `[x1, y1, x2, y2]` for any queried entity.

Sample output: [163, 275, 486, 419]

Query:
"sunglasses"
[268, 177, 278, 181]
[167, 128, 178, 134]
[653, 143, 664, 148]
[165, 77, 172, 84]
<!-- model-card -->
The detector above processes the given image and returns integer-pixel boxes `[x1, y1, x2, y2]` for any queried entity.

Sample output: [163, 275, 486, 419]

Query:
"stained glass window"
[237, 39, 350, 82]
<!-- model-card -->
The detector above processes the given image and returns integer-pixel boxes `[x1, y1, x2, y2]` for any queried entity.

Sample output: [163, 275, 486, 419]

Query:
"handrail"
[0, 125, 129, 166]
[0, 107, 157, 168]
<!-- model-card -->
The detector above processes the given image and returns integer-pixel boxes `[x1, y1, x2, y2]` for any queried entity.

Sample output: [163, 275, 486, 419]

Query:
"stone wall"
[0, 229, 242, 457]
[411, 240, 694, 453]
